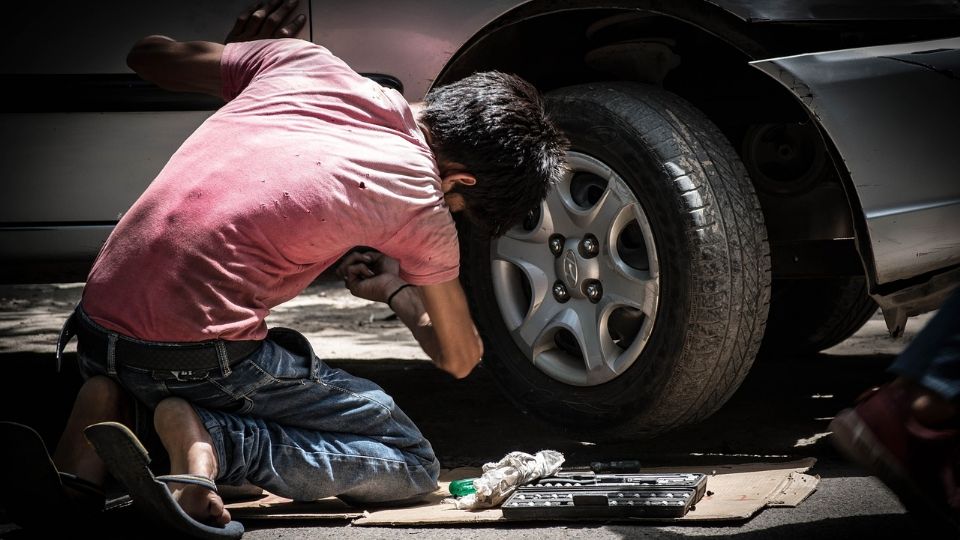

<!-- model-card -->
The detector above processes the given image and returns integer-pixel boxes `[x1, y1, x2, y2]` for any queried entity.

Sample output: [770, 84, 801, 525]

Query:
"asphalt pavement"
[0, 284, 950, 539]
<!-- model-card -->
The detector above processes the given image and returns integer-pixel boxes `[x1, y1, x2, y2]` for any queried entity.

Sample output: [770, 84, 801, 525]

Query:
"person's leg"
[52, 375, 133, 494]
[887, 287, 960, 424]
[159, 329, 439, 504]
[830, 287, 960, 529]
[193, 404, 439, 504]
[152, 398, 230, 526]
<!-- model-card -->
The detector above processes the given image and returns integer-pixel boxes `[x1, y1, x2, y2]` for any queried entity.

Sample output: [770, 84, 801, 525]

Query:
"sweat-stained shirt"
[81, 39, 460, 342]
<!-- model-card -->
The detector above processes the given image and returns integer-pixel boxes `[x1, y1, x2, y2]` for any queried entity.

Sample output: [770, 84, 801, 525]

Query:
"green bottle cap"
[449, 478, 477, 497]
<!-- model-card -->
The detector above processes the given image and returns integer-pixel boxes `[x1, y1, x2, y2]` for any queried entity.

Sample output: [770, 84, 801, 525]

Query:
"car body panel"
[705, 0, 960, 22]
[750, 37, 960, 285]
[3, 1, 292, 74]
[1, 226, 114, 262]
[311, 0, 960, 100]
[310, 0, 521, 101]
[2, 111, 211, 224]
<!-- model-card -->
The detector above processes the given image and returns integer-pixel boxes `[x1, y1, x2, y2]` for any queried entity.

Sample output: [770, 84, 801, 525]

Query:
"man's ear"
[440, 171, 477, 193]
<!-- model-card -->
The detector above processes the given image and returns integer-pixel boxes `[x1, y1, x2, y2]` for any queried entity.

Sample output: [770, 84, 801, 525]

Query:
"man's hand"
[226, 0, 307, 44]
[336, 251, 406, 304]
[337, 251, 482, 378]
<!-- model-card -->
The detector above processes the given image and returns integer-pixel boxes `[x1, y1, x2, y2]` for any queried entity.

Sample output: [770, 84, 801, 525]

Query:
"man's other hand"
[226, 0, 307, 43]
[337, 252, 406, 304]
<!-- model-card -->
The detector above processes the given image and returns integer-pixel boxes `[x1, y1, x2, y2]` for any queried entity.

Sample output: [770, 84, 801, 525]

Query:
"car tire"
[760, 276, 878, 355]
[460, 82, 771, 437]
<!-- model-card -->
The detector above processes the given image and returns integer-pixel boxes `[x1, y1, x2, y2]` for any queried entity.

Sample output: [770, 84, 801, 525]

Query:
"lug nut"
[579, 234, 599, 258]
[553, 281, 570, 303]
[583, 280, 603, 303]
[549, 234, 565, 257]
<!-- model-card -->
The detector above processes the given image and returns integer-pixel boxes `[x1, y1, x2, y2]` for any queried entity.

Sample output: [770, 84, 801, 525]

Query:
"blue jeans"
[74, 311, 439, 504]
[888, 287, 960, 401]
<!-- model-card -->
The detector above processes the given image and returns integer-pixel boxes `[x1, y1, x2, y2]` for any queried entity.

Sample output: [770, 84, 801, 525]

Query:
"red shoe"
[830, 383, 960, 531]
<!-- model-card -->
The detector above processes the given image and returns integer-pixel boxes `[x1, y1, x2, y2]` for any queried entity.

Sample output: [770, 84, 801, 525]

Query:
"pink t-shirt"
[82, 39, 459, 342]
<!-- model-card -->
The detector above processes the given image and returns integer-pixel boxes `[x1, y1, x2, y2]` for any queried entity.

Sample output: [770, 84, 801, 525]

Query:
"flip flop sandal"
[84, 421, 244, 540]
[0, 421, 108, 530]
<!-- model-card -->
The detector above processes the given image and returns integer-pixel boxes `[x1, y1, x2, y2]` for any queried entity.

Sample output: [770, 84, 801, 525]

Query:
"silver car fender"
[751, 38, 960, 332]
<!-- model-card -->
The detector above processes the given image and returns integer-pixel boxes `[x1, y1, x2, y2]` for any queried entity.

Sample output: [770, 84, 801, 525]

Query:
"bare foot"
[153, 398, 231, 526]
[169, 482, 231, 527]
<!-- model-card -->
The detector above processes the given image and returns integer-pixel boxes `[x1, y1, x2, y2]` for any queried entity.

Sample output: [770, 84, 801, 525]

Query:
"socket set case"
[501, 471, 708, 520]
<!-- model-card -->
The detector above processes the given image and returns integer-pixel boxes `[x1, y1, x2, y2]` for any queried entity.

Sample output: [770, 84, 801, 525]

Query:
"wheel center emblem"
[562, 250, 578, 286]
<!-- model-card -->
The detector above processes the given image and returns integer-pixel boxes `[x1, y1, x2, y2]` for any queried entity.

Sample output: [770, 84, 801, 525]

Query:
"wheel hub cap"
[490, 152, 661, 386]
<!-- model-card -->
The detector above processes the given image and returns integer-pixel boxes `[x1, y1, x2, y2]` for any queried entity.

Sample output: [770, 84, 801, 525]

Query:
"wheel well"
[439, 8, 864, 280]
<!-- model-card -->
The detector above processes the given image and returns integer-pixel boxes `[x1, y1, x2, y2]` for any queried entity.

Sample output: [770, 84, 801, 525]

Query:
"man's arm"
[126, 37, 224, 97]
[378, 278, 482, 378]
[126, 0, 306, 97]
[416, 279, 483, 379]
[338, 252, 482, 379]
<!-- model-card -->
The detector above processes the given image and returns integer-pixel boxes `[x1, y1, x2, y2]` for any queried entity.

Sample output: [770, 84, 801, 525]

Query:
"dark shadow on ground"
[335, 350, 898, 472]
[0, 347, 896, 478]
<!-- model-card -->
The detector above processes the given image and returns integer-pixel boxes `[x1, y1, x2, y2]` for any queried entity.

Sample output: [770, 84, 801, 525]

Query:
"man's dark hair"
[421, 71, 568, 237]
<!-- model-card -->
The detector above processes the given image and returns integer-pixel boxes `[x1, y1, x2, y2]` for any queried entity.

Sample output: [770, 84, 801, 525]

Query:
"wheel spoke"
[542, 189, 577, 234]
[503, 198, 557, 243]
[491, 232, 555, 333]
[567, 303, 618, 383]
[511, 296, 564, 357]
[492, 233, 556, 278]
[600, 264, 658, 318]
[572, 183, 628, 232]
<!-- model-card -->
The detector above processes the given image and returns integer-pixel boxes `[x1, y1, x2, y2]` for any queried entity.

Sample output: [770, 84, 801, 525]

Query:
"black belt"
[64, 308, 262, 372]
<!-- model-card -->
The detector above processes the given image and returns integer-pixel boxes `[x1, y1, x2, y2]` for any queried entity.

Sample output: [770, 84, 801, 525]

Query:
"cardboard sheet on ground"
[226, 457, 818, 525]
